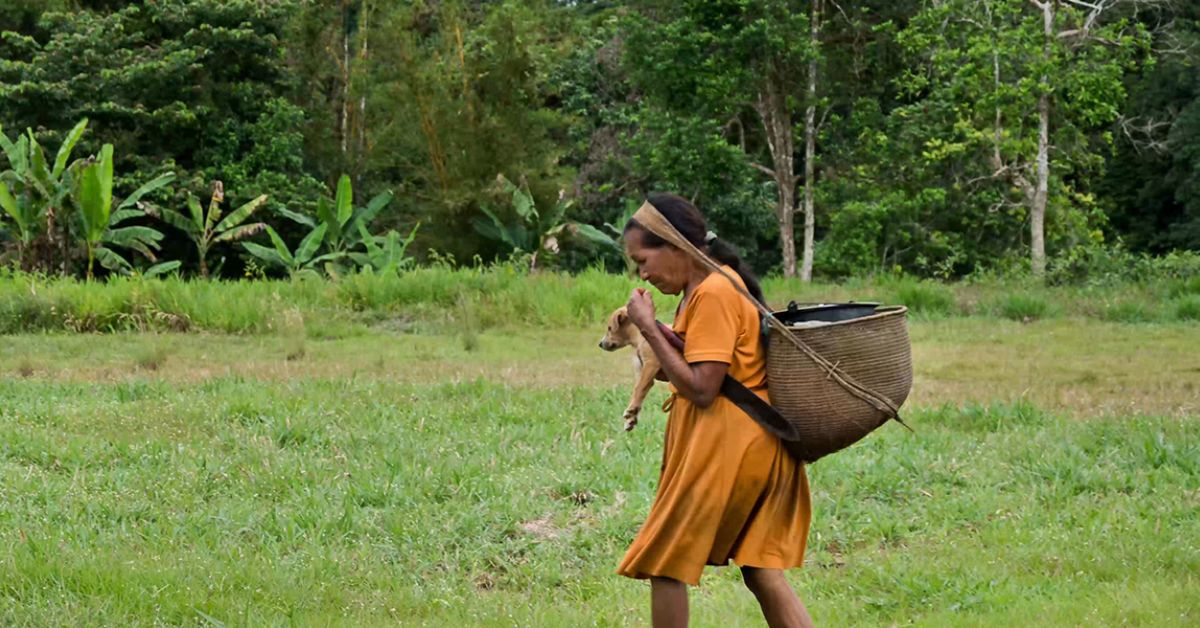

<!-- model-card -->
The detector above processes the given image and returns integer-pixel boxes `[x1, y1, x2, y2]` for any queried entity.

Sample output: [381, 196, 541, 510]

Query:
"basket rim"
[769, 304, 908, 330]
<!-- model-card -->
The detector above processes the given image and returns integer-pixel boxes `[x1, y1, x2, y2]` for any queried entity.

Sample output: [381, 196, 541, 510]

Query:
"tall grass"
[0, 266, 1195, 334]
[0, 267, 644, 334]
[1175, 295, 1200, 321]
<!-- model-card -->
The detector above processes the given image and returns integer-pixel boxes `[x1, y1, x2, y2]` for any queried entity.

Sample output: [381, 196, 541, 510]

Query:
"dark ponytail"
[624, 192, 765, 305]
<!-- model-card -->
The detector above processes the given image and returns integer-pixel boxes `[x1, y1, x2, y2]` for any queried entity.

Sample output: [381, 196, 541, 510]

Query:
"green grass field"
[1, 314, 1197, 625]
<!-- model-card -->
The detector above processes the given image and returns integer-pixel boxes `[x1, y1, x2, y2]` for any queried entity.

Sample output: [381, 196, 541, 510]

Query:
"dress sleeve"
[682, 285, 740, 365]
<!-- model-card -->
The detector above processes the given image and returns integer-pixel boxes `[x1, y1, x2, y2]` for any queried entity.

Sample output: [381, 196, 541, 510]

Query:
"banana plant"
[150, 180, 268, 278]
[277, 174, 393, 256]
[0, 118, 89, 269]
[72, 144, 176, 279]
[242, 224, 345, 279]
[473, 174, 617, 271]
[349, 221, 420, 275]
[602, 201, 640, 241]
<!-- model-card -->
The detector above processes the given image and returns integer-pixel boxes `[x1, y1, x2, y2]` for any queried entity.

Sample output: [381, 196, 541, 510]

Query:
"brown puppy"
[598, 306, 662, 431]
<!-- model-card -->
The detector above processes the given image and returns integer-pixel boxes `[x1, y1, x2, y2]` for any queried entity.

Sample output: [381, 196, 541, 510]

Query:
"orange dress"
[617, 267, 811, 586]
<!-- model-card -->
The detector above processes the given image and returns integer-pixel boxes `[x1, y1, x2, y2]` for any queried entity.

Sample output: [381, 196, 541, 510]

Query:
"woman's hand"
[626, 287, 657, 332]
[626, 286, 726, 406]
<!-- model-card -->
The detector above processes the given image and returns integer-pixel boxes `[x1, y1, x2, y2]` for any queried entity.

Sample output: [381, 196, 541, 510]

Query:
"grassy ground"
[1, 317, 1197, 625]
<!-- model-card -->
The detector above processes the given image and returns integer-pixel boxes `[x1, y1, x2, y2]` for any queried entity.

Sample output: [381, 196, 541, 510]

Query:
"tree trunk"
[356, 1, 370, 189]
[1031, 0, 1053, 279]
[340, 1, 351, 159]
[800, 0, 821, 283]
[778, 170, 797, 279]
[755, 68, 797, 278]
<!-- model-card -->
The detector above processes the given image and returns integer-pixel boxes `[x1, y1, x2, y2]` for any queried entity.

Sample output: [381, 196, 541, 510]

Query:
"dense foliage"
[1, 0, 1197, 281]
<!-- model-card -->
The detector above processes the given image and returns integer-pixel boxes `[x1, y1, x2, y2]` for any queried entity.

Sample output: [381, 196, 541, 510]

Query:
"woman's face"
[624, 228, 691, 295]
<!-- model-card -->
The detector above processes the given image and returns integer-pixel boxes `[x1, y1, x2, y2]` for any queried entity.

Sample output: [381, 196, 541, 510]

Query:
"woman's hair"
[625, 192, 765, 305]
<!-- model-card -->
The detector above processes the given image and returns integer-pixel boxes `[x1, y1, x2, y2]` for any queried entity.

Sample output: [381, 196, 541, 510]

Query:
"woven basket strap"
[632, 201, 900, 419]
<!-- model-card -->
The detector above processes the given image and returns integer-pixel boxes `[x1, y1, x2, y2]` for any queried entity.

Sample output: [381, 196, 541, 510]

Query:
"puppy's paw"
[622, 407, 640, 432]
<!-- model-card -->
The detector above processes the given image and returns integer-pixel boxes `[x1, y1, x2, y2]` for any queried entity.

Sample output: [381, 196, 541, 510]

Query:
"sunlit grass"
[1, 319, 1197, 625]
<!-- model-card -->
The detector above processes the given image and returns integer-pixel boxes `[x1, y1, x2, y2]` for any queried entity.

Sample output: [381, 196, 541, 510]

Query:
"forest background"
[2, 0, 1199, 284]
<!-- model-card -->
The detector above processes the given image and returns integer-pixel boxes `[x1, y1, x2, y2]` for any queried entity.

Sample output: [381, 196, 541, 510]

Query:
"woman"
[617, 193, 813, 628]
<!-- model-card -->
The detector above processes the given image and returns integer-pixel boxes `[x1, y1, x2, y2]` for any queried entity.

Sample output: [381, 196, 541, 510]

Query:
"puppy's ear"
[616, 308, 628, 324]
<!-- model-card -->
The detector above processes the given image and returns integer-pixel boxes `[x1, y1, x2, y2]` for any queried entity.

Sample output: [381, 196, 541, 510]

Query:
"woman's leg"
[740, 567, 813, 628]
[650, 576, 689, 628]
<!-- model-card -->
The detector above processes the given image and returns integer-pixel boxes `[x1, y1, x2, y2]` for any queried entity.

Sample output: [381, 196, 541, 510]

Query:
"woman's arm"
[627, 288, 727, 407]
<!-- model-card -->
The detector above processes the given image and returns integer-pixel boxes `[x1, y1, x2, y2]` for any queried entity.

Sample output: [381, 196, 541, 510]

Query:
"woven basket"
[630, 201, 913, 463]
[766, 305, 913, 462]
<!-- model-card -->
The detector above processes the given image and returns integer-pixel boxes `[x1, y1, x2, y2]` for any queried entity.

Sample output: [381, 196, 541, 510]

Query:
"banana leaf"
[275, 206, 316, 227]
[214, 194, 267, 233]
[95, 246, 132, 272]
[155, 207, 199, 234]
[27, 135, 52, 198]
[264, 225, 297, 266]
[295, 224, 329, 265]
[76, 155, 112, 244]
[572, 222, 619, 249]
[242, 241, 288, 269]
[116, 172, 174, 212]
[334, 174, 353, 227]
[0, 181, 23, 235]
[316, 196, 340, 243]
[212, 222, 266, 244]
[109, 208, 145, 226]
[187, 195, 205, 229]
[144, 261, 181, 277]
[52, 118, 88, 178]
[0, 125, 23, 170]
[106, 225, 165, 248]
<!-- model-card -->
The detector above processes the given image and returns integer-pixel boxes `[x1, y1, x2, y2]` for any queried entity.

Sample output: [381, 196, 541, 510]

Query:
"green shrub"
[1100, 300, 1156, 323]
[892, 280, 957, 317]
[1174, 295, 1200, 322]
[992, 293, 1053, 321]
[1166, 275, 1200, 298]
[1048, 246, 1200, 286]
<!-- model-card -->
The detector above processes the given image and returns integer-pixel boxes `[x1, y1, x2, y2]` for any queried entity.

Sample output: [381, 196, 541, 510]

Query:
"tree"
[287, 0, 376, 187]
[897, 0, 1150, 278]
[364, 1, 576, 262]
[800, 0, 822, 281]
[0, 1, 324, 230]
[623, 0, 817, 277]
[1099, 3, 1200, 252]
